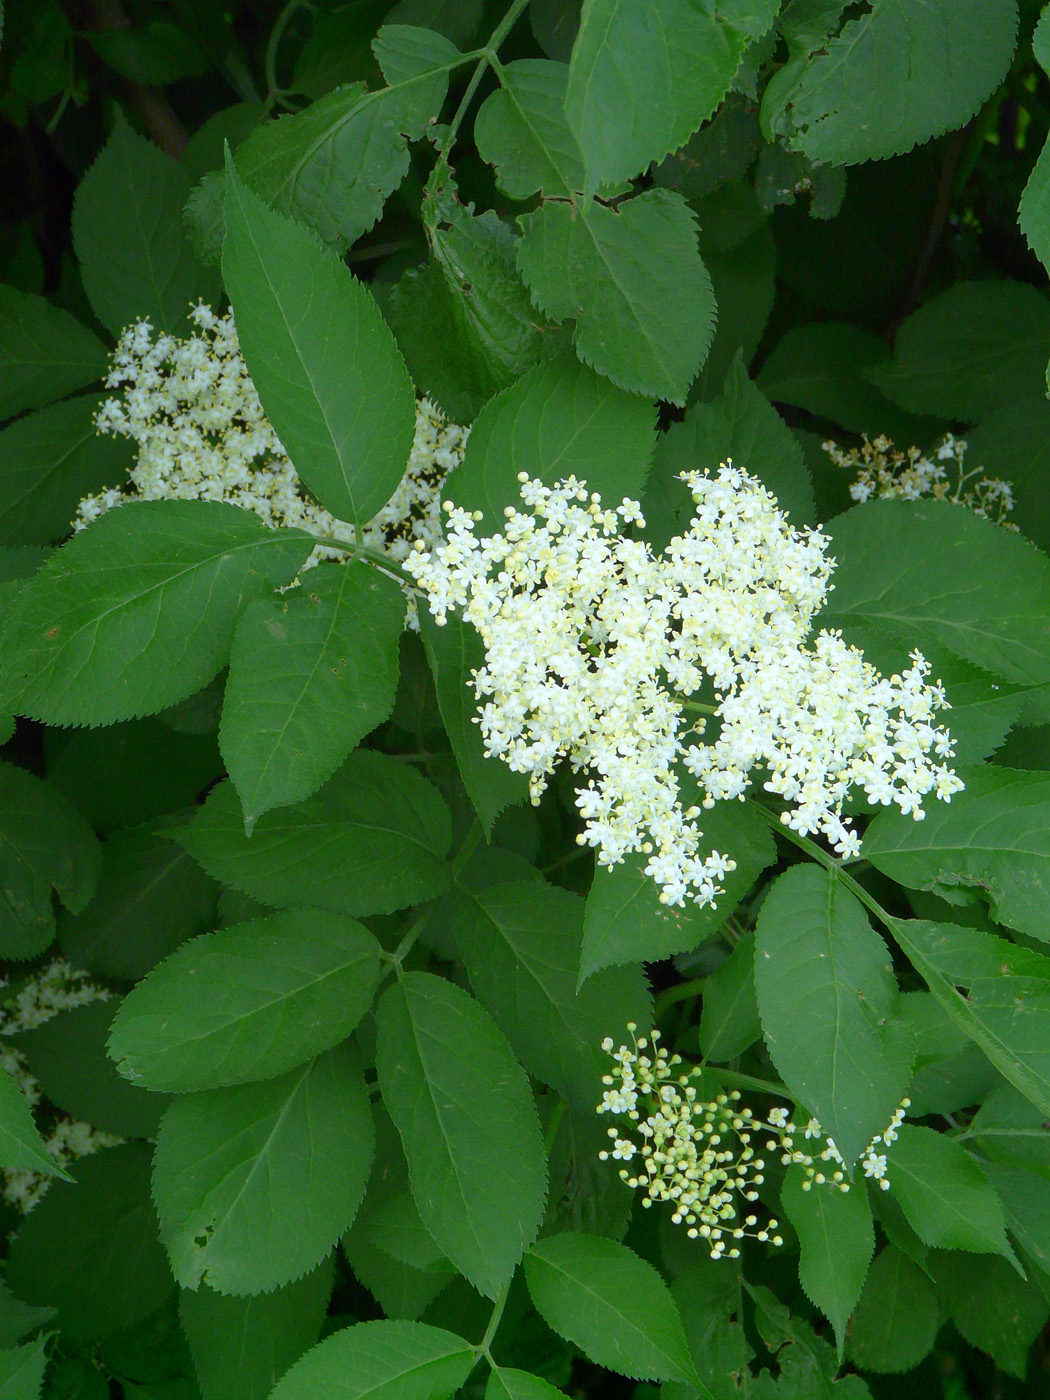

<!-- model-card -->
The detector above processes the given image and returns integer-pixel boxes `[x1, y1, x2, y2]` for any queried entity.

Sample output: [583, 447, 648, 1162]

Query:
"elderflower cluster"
[79, 304, 468, 594]
[772, 1098, 910, 1194]
[825, 432, 1016, 528]
[0, 961, 121, 1213]
[596, 1028, 911, 1258]
[405, 467, 963, 907]
[596, 1027, 787, 1259]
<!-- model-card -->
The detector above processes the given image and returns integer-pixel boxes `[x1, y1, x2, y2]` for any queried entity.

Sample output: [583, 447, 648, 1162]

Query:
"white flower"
[406, 466, 962, 907]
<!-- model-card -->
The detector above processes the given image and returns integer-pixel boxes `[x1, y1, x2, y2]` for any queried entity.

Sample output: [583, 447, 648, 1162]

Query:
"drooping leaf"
[178, 1259, 334, 1400]
[443, 352, 656, 531]
[565, 0, 779, 192]
[762, 0, 1018, 166]
[523, 1233, 700, 1385]
[884, 1124, 1014, 1262]
[821, 499, 1050, 686]
[71, 114, 216, 337]
[453, 879, 651, 1112]
[6, 1145, 173, 1344]
[375, 972, 547, 1298]
[152, 1044, 373, 1294]
[108, 907, 381, 1092]
[517, 189, 715, 404]
[266, 1319, 475, 1400]
[223, 155, 416, 528]
[16, 999, 169, 1139]
[0, 285, 109, 423]
[580, 796, 775, 981]
[0, 500, 312, 726]
[865, 279, 1050, 422]
[846, 1246, 938, 1375]
[418, 611, 528, 834]
[754, 865, 911, 1167]
[780, 1167, 873, 1355]
[220, 561, 405, 825]
[58, 820, 218, 981]
[172, 752, 451, 917]
[0, 762, 100, 961]
[236, 27, 461, 250]
[0, 394, 131, 548]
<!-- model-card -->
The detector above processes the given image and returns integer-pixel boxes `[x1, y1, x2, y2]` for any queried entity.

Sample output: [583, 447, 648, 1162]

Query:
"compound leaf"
[0, 499, 313, 727]
[885, 1124, 1014, 1261]
[153, 1043, 373, 1294]
[108, 907, 381, 1091]
[267, 1319, 475, 1400]
[220, 561, 405, 825]
[375, 972, 547, 1298]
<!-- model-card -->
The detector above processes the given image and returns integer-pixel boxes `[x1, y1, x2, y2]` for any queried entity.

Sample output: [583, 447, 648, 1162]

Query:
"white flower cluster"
[0, 961, 120, 1213]
[596, 1027, 788, 1259]
[80, 304, 468, 589]
[825, 432, 1016, 528]
[770, 1098, 910, 1193]
[405, 467, 963, 906]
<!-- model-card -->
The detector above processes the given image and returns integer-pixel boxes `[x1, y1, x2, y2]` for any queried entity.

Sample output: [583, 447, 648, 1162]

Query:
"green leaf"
[669, 1259, 752, 1400]
[266, 1319, 475, 1400]
[453, 879, 651, 1113]
[684, 352, 816, 524]
[88, 20, 209, 84]
[821, 499, 1050, 686]
[930, 1250, 1047, 1380]
[523, 1233, 700, 1385]
[220, 562, 404, 825]
[486, 1369, 567, 1400]
[475, 60, 587, 199]
[426, 198, 554, 402]
[0, 285, 108, 423]
[0, 762, 100, 961]
[6, 1144, 173, 1345]
[864, 765, 1050, 940]
[780, 1168, 873, 1355]
[71, 114, 215, 337]
[762, 0, 1018, 165]
[444, 352, 655, 532]
[0, 499, 312, 727]
[418, 611, 527, 834]
[865, 280, 1050, 422]
[58, 820, 218, 981]
[178, 1259, 334, 1400]
[375, 972, 547, 1298]
[565, 0, 778, 193]
[846, 1246, 938, 1375]
[691, 225, 775, 405]
[0, 1280, 54, 1350]
[0, 1066, 65, 1177]
[0, 394, 131, 547]
[884, 1123, 1014, 1261]
[517, 189, 715, 404]
[236, 27, 460, 250]
[747, 1282, 866, 1398]
[697, 931, 761, 1063]
[109, 907, 380, 1092]
[222, 155, 416, 529]
[754, 865, 911, 1167]
[152, 1044, 373, 1294]
[0, 1337, 47, 1400]
[889, 918, 1050, 1119]
[756, 322, 938, 441]
[1020, 13, 1050, 274]
[580, 797, 775, 981]
[173, 751, 451, 917]
[16, 999, 168, 1139]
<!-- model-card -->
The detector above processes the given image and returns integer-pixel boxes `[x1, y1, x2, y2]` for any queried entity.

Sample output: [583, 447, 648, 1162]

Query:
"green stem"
[264, 0, 310, 106]
[427, 0, 532, 196]
[702, 1067, 792, 1100]
[300, 533, 423, 594]
[682, 701, 720, 716]
[654, 978, 706, 1018]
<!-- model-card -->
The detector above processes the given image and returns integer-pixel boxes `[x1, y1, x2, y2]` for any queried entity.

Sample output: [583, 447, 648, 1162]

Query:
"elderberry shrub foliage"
[6, 3, 1050, 1399]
